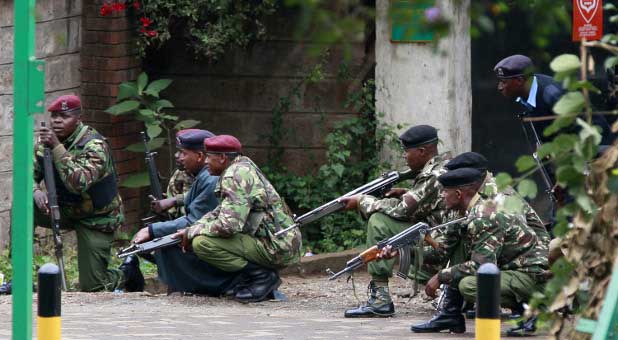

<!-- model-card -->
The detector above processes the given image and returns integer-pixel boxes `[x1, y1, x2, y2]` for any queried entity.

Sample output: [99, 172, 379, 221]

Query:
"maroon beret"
[47, 95, 81, 113]
[204, 135, 242, 153]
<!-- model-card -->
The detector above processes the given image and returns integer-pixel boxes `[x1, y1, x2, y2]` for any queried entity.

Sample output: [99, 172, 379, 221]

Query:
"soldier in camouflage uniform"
[411, 167, 548, 334]
[33, 95, 143, 292]
[174, 135, 302, 303]
[340, 125, 451, 318]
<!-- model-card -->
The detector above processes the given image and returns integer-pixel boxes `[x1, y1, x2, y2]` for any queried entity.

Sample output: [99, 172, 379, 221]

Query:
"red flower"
[100, 4, 113, 16]
[132, 1, 141, 10]
[111, 2, 127, 11]
[139, 28, 146, 33]
[139, 17, 153, 27]
[146, 30, 158, 37]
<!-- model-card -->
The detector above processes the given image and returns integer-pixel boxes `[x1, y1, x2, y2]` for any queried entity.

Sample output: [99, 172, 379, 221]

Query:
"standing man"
[130, 129, 241, 295]
[340, 125, 451, 318]
[34, 95, 143, 292]
[412, 167, 548, 334]
[175, 135, 302, 303]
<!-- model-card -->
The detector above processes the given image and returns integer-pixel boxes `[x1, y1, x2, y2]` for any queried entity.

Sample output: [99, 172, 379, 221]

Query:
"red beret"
[204, 135, 242, 153]
[47, 95, 81, 113]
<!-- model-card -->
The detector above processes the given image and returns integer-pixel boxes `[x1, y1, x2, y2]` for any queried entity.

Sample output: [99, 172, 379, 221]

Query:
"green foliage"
[134, 0, 277, 59]
[105, 72, 200, 187]
[263, 79, 402, 253]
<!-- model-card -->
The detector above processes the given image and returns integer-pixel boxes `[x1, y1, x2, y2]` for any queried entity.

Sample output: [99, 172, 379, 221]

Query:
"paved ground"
[0, 273, 541, 339]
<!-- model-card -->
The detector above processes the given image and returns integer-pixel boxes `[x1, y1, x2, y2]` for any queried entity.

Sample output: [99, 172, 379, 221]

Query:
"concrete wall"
[375, 0, 471, 166]
[0, 0, 82, 250]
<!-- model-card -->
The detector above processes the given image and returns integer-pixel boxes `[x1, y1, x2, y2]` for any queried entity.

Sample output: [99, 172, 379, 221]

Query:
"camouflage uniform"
[358, 152, 451, 283]
[437, 194, 548, 309]
[34, 122, 125, 292]
[166, 168, 195, 219]
[187, 156, 302, 272]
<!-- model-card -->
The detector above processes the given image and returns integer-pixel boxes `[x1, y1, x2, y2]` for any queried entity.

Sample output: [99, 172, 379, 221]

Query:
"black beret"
[176, 129, 215, 151]
[399, 125, 438, 149]
[445, 152, 488, 171]
[494, 55, 534, 79]
[438, 168, 484, 188]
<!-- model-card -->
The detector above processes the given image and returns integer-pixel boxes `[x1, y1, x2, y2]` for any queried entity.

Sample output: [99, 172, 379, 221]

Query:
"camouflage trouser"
[192, 233, 276, 272]
[366, 213, 443, 284]
[457, 270, 545, 310]
[34, 207, 124, 292]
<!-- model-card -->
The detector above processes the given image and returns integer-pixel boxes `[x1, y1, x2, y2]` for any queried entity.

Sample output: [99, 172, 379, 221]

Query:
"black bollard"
[37, 263, 61, 340]
[476, 263, 500, 340]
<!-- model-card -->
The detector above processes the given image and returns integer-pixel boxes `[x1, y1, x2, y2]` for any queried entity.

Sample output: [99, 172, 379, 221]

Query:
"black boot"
[506, 316, 537, 337]
[119, 255, 145, 292]
[234, 263, 281, 303]
[344, 281, 395, 318]
[411, 287, 466, 333]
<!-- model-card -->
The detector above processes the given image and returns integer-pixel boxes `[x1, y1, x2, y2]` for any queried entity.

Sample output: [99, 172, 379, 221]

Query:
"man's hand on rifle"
[172, 228, 191, 253]
[132, 227, 152, 244]
[149, 195, 176, 214]
[425, 274, 441, 299]
[339, 195, 361, 211]
[33, 189, 50, 214]
[384, 188, 407, 198]
[36, 125, 61, 148]
[376, 245, 399, 260]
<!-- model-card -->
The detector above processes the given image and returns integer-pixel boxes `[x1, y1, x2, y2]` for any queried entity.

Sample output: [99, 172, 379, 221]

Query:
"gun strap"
[242, 160, 282, 232]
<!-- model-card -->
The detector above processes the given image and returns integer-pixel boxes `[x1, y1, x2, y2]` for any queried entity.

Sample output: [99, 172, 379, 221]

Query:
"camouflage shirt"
[358, 152, 451, 224]
[437, 194, 548, 285]
[34, 123, 124, 232]
[479, 172, 550, 252]
[166, 168, 195, 218]
[187, 156, 302, 267]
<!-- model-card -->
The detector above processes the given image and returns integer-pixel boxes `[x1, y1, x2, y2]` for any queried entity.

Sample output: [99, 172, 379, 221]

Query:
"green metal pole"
[13, 0, 45, 338]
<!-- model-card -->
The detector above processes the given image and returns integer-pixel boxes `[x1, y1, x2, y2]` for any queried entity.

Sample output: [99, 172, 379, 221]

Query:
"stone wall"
[0, 0, 82, 250]
[144, 10, 373, 175]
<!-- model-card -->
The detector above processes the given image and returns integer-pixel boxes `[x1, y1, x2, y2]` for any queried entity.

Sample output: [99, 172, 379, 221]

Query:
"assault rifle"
[117, 234, 180, 259]
[274, 169, 414, 237]
[41, 122, 68, 291]
[141, 131, 167, 225]
[515, 97, 557, 206]
[327, 217, 467, 281]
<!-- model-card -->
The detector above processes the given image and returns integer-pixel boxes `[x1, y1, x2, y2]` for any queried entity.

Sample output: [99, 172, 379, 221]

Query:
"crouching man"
[175, 135, 302, 302]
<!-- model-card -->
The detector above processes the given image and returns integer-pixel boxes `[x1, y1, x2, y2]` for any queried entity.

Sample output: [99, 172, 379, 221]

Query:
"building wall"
[375, 0, 471, 167]
[0, 0, 83, 250]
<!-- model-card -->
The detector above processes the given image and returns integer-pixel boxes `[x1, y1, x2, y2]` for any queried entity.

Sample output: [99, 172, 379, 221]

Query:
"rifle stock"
[275, 169, 413, 237]
[41, 122, 68, 291]
[142, 131, 163, 200]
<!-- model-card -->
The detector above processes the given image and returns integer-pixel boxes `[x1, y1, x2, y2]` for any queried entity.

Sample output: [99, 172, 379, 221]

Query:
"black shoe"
[119, 255, 144, 292]
[509, 303, 525, 320]
[411, 287, 465, 333]
[0, 281, 11, 295]
[234, 263, 281, 303]
[344, 281, 395, 318]
[506, 316, 537, 337]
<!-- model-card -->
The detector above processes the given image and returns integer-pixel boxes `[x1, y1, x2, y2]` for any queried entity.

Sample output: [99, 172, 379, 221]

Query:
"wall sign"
[572, 0, 603, 41]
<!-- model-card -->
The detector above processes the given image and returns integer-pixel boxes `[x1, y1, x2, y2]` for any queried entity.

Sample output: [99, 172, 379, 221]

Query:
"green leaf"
[544, 115, 576, 137]
[162, 114, 179, 121]
[137, 72, 148, 94]
[495, 172, 512, 191]
[144, 79, 173, 98]
[147, 124, 162, 139]
[556, 166, 583, 186]
[568, 80, 601, 94]
[553, 92, 585, 115]
[576, 118, 603, 146]
[515, 155, 536, 173]
[550, 54, 580, 73]
[517, 179, 538, 199]
[105, 100, 140, 115]
[174, 119, 201, 130]
[120, 171, 150, 188]
[117, 82, 138, 101]
[154, 99, 174, 110]
[605, 56, 618, 70]
[502, 196, 524, 214]
[138, 109, 156, 118]
[576, 195, 595, 213]
[125, 137, 165, 152]
[332, 164, 345, 177]
[605, 3, 617, 10]
[537, 142, 558, 159]
[611, 15, 618, 23]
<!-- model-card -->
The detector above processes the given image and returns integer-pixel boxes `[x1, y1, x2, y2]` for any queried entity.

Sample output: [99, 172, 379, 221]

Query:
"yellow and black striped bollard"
[476, 263, 500, 340]
[37, 263, 61, 340]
